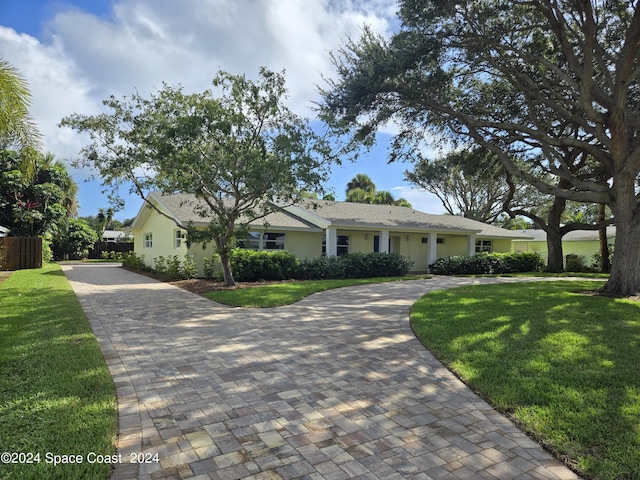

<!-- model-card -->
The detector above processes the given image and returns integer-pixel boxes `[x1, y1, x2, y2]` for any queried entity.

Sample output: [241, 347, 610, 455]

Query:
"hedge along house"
[511, 227, 616, 269]
[131, 192, 532, 276]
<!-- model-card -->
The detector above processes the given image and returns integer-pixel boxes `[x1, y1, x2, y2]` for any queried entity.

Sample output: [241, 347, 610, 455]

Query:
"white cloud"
[1, 0, 398, 149]
[0, 26, 96, 164]
[0, 0, 399, 216]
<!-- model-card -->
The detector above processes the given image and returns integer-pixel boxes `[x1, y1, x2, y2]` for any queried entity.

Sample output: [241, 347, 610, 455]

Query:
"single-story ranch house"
[131, 192, 533, 276]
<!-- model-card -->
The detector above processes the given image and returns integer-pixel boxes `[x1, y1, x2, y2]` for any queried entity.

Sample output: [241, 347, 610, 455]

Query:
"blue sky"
[0, 0, 445, 220]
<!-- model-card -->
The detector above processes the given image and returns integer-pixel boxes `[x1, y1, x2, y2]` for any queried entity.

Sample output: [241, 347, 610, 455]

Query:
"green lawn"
[488, 271, 610, 278]
[204, 275, 427, 307]
[410, 280, 640, 480]
[0, 264, 117, 480]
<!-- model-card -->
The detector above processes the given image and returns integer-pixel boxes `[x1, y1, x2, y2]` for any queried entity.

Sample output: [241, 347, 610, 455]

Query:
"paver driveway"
[61, 263, 580, 480]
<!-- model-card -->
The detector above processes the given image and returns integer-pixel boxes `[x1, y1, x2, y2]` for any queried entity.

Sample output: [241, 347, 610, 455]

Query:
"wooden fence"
[0, 237, 42, 270]
[88, 241, 134, 259]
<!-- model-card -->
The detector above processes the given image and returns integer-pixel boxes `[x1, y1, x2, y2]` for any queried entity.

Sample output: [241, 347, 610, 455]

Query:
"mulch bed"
[120, 266, 290, 295]
[168, 277, 292, 294]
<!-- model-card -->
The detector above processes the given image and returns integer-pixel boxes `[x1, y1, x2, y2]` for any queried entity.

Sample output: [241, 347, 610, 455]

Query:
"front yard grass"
[204, 275, 427, 307]
[0, 264, 117, 480]
[410, 280, 640, 480]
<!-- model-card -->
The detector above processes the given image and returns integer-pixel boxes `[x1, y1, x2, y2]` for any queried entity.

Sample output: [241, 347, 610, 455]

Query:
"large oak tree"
[62, 68, 335, 286]
[321, 1, 640, 295]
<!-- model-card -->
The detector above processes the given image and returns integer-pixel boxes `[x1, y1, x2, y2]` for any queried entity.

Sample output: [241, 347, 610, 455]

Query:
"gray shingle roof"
[143, 193, 530, 238]
[289, 200, 530, 238]
[513, 227, 616, 242]
[150, 193, 321, 231]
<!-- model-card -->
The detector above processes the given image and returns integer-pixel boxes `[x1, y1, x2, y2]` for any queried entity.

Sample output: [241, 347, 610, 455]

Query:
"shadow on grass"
[0, 265, 117, 480]
[410, 280, 640, 479]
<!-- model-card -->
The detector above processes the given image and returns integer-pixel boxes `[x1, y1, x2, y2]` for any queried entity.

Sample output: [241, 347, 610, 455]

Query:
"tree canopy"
[0, 150, 74, 237]
[61, 68, 335, 285]
[321, 0, 640, 295]
[405, 147, 512, 223]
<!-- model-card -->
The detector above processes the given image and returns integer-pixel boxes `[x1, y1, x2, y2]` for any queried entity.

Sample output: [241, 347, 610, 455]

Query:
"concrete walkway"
[61, 263, 580, 480]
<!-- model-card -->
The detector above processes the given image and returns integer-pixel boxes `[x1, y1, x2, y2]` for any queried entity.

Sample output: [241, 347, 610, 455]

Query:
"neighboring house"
[512, 227, 616, 267]
[0, 226, 8, 237]
[131, 192, 532, 276]
[102, 230, 132, 243]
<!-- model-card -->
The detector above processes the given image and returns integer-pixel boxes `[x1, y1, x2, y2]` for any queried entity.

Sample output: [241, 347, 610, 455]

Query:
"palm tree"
[345, 174, 413, 208]
[96, 207, 114, 235]
[346, 187, 373, 204]
[346, 173, 376, 196]
[0, 59, 42, 181]
[0, 59, 41, 153]
[372, 190, 396, 205]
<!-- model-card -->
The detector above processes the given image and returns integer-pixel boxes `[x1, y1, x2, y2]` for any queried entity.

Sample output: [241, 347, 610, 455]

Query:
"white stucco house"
[0, 226, 8, 237]
[130, 192, 532, 276]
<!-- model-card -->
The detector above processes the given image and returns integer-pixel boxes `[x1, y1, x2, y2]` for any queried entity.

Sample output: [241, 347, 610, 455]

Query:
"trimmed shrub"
[230, 249, 301, 282]
[431, 252, 544, 275]
[298, 255, 346, 280]
[298, 252, 413, 280]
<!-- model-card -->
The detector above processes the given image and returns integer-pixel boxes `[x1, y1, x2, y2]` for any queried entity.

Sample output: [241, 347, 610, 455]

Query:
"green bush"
[203, 256, 219, 279]
[565, 254, 591, 273]
[297, 252, 413, 280]
[153, 255, 168, 275]
[431, 252, 544, 275]
[151, 255, 198, 280]
[182, 255, 198, 279]
[230, 249, 301, 282]
[298, 255, 346, 280]
[41, 235, 53, 264]
[166, 255, 182, 279]
[101, 251, 125, 261]
[340, 252, 414, 278]
[52, 218, 98, 260]
[122, 252, 147, 270]
[123, 252, 197, 279]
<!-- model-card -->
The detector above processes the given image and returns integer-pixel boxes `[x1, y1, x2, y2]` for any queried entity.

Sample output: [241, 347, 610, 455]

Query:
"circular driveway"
[61, 263, 580, 480]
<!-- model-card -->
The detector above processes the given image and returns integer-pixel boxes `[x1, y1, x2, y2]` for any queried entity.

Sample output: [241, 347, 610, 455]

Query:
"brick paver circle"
[61, 263, 581, 480]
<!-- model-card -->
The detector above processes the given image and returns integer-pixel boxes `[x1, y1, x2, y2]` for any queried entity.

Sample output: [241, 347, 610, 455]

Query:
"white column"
[428, 232, 437, 267]
[326, 227, 338, 256]
[467, 234, 476, 256]
[379, 230, 390, 253]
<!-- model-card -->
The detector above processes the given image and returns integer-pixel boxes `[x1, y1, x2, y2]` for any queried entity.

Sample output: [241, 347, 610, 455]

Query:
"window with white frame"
[263, 232, 285, 250]
[475, 239, 492, 253]
[174, 229, 184, 248]
[144, 233, 153, 248]
[238, 232, 260, 250]
[322, 234, 350, 256]
[238, 232, 285, 250]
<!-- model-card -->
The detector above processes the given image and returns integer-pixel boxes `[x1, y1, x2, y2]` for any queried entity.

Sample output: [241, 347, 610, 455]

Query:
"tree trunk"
[601, 175, 640, 296]
[218, 251, 237, 287]
[546, 227, 564, 272]
[598, 204, 611, 273]
[545, 194, 566, 273]
[214, 235, 236, 286]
